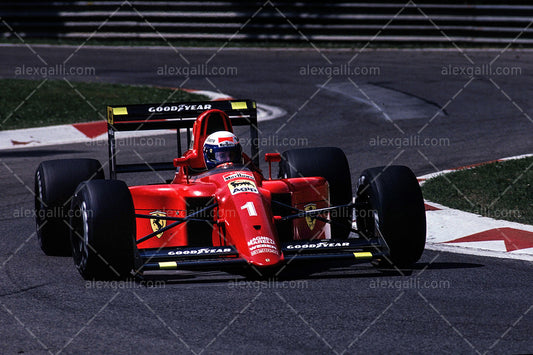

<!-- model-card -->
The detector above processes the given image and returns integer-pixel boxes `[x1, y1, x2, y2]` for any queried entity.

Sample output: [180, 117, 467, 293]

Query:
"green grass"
[422, 157, 533, 225]
[0, 79, 207, 130]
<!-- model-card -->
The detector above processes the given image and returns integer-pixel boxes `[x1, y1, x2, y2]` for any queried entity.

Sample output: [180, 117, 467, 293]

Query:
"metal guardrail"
[1, 1, 532, 45]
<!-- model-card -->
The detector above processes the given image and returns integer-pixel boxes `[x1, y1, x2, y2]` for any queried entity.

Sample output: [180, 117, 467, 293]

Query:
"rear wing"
[106, 99, 258, 179]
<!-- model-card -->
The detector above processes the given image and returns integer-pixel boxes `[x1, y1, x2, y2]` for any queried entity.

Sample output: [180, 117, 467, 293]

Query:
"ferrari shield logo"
[304, 203, 317, 230]
[150, 211, 166, 238]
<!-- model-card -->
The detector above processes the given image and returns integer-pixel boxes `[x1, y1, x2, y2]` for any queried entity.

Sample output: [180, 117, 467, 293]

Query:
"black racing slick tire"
[70, 180, 136, 280]
[35, 159, 104, 256]
[279, 147, 352, 239]
[355, 165, 426, 268]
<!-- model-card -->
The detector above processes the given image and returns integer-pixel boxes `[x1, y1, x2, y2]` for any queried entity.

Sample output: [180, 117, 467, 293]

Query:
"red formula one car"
[34, 99, 426, 280]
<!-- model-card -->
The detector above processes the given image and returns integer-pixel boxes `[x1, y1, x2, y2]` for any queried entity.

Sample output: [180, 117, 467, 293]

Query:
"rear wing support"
[106, 99, 258, 179]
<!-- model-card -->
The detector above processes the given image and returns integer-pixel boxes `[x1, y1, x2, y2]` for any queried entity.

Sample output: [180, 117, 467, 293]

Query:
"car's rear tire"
[279, 147, 352, 239]
[70, 180, 136, 280]
[355, 165, 426, 268]
[35, 159, 104, 256]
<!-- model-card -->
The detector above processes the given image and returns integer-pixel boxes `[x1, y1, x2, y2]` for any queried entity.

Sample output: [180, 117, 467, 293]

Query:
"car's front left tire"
[70, 179, 136, 280]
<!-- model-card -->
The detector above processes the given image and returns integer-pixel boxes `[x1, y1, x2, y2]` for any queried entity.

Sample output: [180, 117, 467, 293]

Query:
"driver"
[203, 131, 243, 169]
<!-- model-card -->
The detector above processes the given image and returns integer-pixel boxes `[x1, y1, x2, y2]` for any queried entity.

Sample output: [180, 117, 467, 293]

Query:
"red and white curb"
[420, 153, 533, 262]
[0, 89, 286, 150]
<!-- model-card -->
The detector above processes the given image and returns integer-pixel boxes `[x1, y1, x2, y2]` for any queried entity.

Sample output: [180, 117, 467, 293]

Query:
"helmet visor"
[214, 150, 240, 163]
[205, 146, 242, 165]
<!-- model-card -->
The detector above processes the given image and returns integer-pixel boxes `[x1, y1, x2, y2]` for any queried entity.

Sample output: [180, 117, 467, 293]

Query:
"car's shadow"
[137, 260, 483, 285]
[410, 261, 484, 270]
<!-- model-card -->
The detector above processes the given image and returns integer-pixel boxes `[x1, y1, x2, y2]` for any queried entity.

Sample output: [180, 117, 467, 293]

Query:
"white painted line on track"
[0, 88, 286, 150]
[183, 89, 286, 123]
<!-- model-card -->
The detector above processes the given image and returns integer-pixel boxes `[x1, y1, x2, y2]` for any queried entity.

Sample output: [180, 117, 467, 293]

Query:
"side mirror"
[173, 157, 191, 183]
[173, 157, 189, 167]
[265, 153, 282, 180]
[265, 153, 281, 163]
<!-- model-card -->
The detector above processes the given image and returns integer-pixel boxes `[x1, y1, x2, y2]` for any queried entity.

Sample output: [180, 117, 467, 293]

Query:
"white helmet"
[203, 131, 242, 169]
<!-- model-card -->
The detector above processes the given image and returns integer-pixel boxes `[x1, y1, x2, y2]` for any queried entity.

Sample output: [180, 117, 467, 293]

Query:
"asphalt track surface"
[0, 45, 532, 354]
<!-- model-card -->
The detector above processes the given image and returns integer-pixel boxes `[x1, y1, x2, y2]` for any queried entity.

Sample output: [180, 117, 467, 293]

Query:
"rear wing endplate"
[106, 99, 258, 179]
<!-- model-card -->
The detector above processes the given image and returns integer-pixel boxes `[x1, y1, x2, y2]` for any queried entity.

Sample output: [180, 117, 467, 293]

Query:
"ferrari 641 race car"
[34, 99, 426, 280]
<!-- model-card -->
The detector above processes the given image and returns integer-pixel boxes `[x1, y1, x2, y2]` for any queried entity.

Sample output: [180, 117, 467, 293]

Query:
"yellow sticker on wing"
[231, 101, 247, 110]
[353, 252, 373, 259]
[112, 107, 128, 115]
[158, 261, 177, 269]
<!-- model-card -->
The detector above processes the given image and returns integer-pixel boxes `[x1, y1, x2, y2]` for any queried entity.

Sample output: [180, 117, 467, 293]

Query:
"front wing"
[137, 238, 388, 273]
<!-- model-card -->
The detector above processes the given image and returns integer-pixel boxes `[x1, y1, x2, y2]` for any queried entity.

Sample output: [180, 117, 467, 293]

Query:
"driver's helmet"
[203, 131, 242, 169]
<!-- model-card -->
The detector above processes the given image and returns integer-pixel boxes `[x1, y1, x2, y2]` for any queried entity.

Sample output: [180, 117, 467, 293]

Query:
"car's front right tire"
[355, 165, 426, 268]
